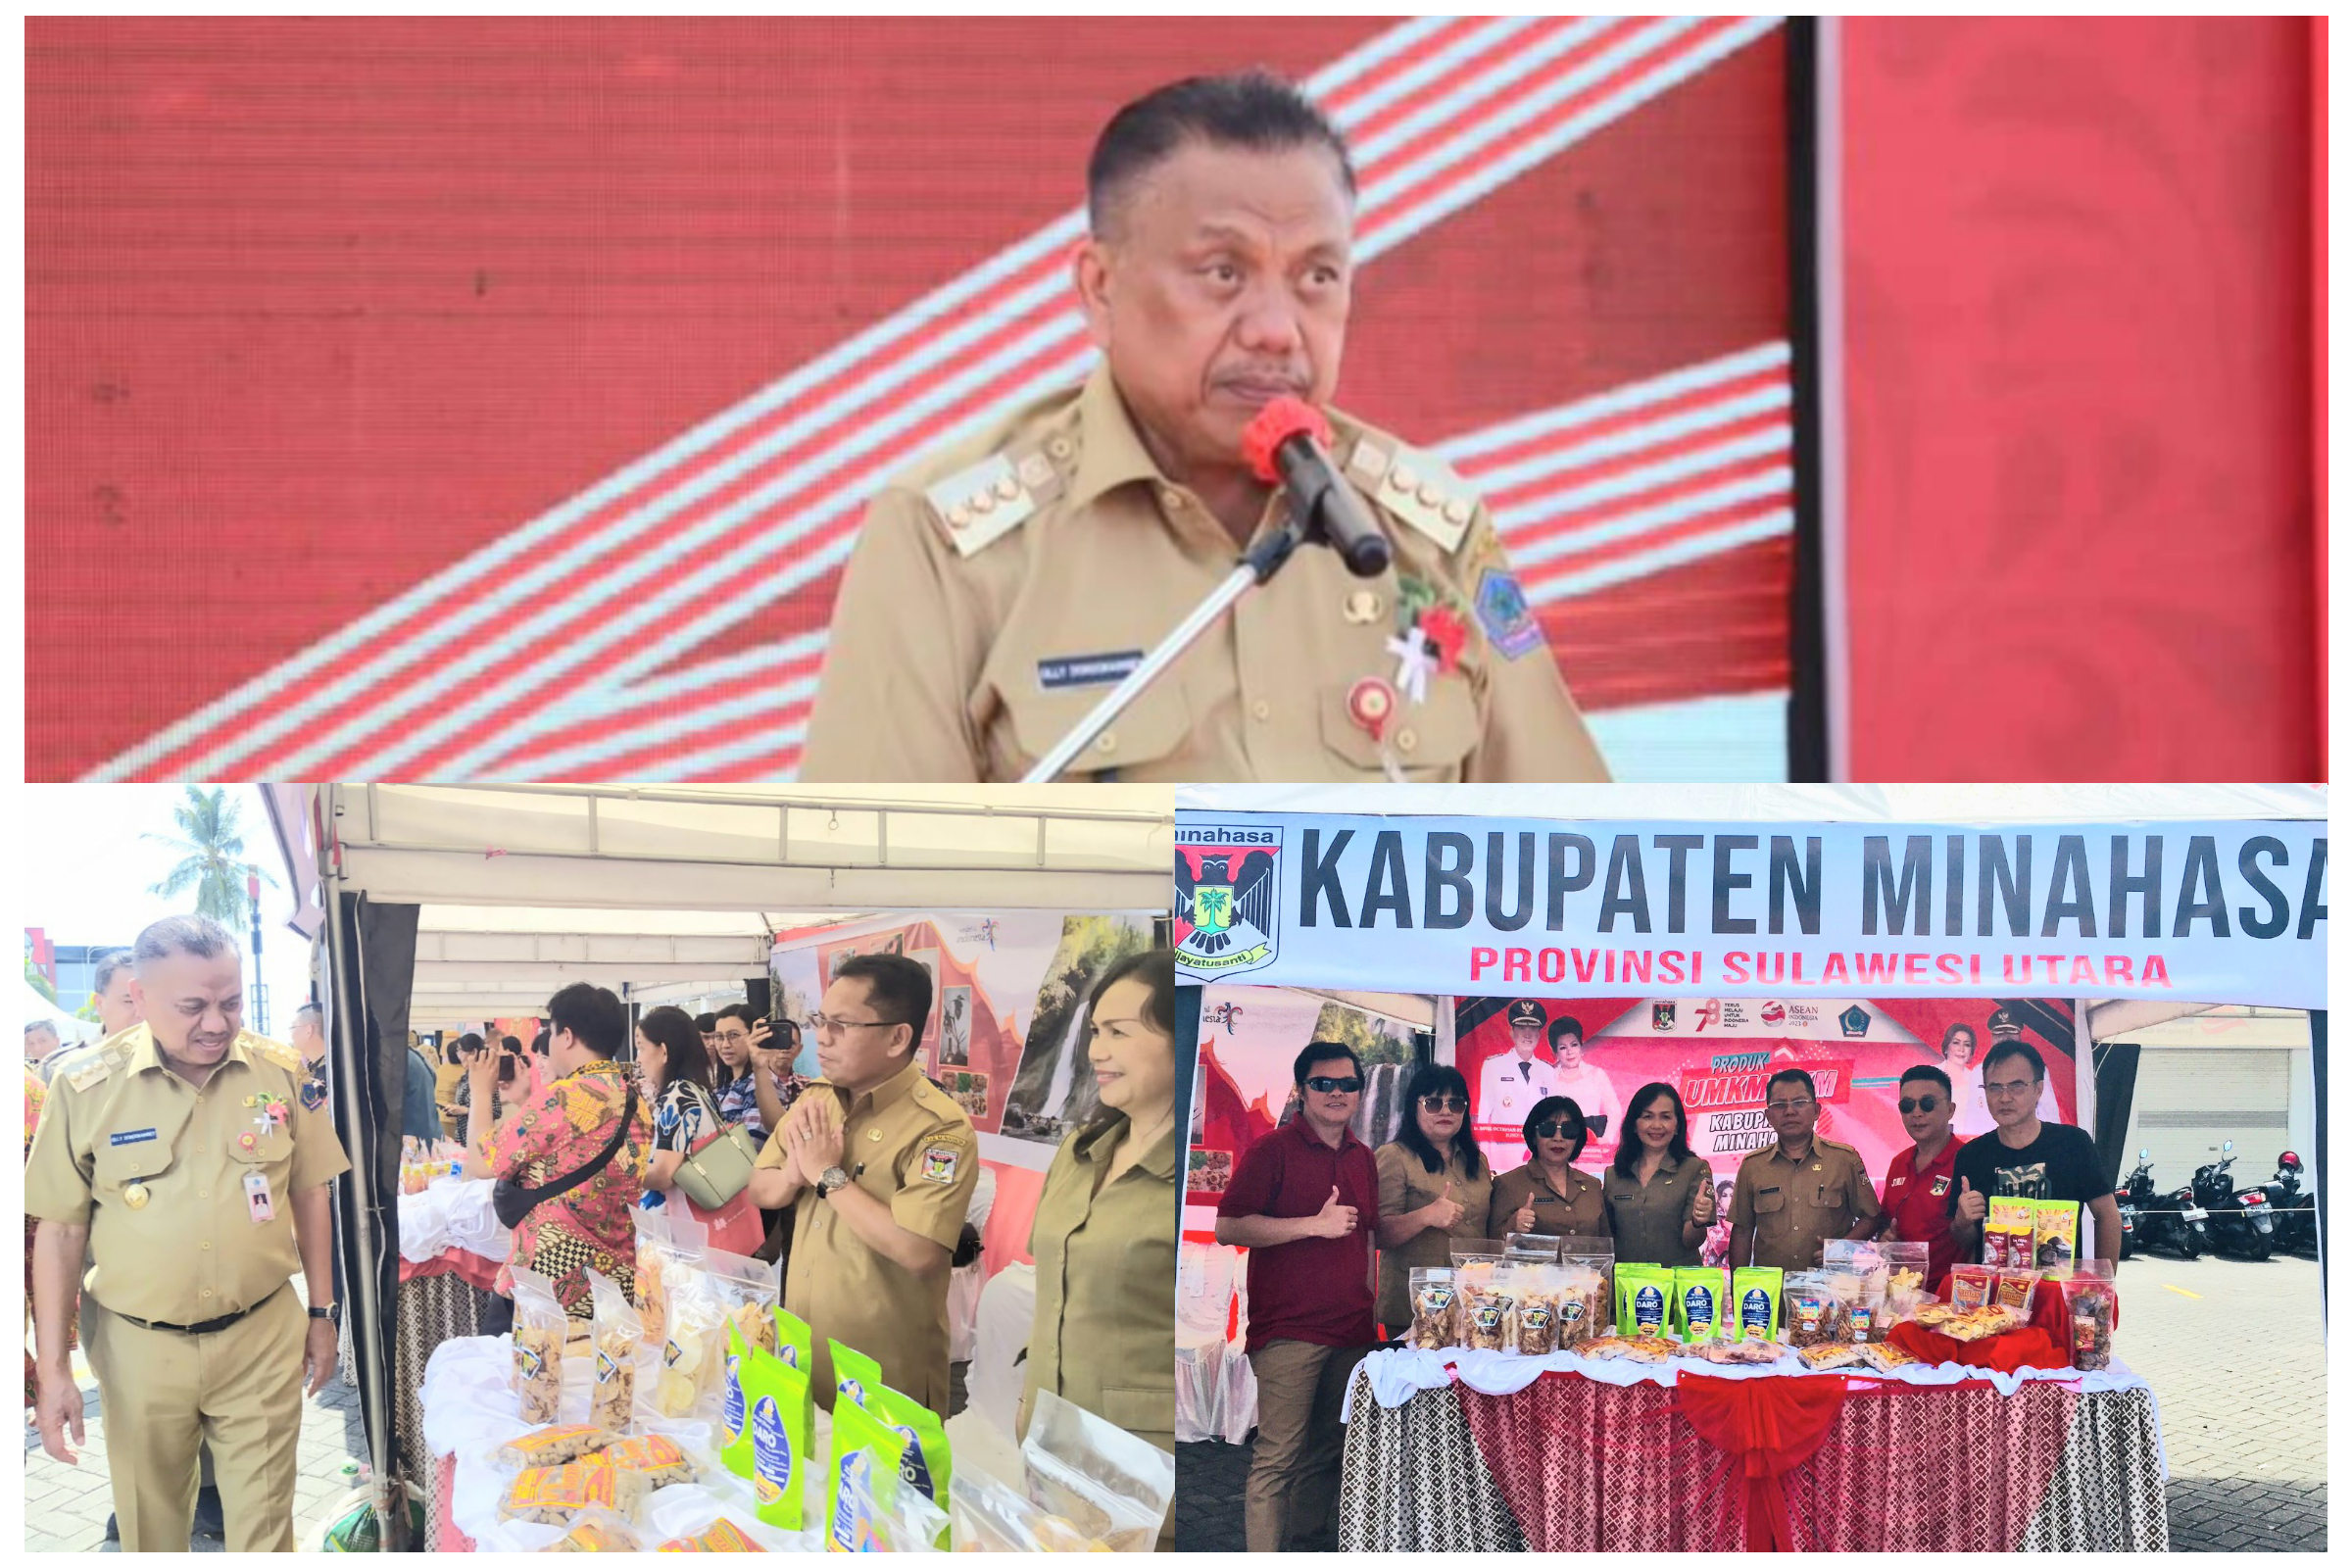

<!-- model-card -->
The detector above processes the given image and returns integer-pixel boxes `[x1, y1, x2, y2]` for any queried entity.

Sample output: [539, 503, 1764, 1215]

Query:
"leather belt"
[114, 1283, 283, 1336]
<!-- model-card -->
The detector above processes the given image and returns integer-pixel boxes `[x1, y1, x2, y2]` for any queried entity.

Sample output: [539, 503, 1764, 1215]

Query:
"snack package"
[1947, 1263, 1998, 1312]
[500, 1462, 652, 1526]
[2033, 1200, 2080, 1275]
[1461, 1284, 1513, 1352]
[1616, 1264, 1673, 1338]
[657, 1518, 768, 1551]
[1511, 1267, 1559, 1356]
[541, 1509, 645, 1552]
[1019, 1390, 1178, 1553]
[512, 1267, 569, 1425]
[1407, 1267, 1458, 1350]
[1796, 1341, 1864, 1372]
[1993, 1267, 2040, 1313]
[632, 1206, 710, 1350]
[719, 1318, 755, 1461]
[774, 1307, 813, 1379]
[1843, 1279, 1887, 1344]
[499, 1426, 618, 1469]
[1555, 1263, 1608, 1348]
[601, 1433, 697, 1488]
[2060, 1269, 2118, 1371]
[1681, 1337, 1786, 1367]
[702, 1246, 785, 1365]
[871, 1384, 953, 1509]
[1728, 1267, 1783, 1344]
[1577, 1334, 1671, 1364]
[1858, 1340, 1919, 1374]
[1502, 1234, 1562, 1265]
[950, 1465, 1109, 1551]
[829, 1339, 885, 1409]
[587, 1269, 642, 1434]
[825, 1439, 893, 1553]
[829, 1393, 953, 1550]
[1782, 1271, 1843, 1348]
[1939, 1303, 2029, 1343]
[740, 1347, 813, 1534]
[1672, 1268, 1724, 1343]
[653, 1259, 725, 1420]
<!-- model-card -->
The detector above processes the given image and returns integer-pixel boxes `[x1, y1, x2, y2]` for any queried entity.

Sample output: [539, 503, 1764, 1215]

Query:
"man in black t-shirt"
[1948, 1039, 2121, 1264]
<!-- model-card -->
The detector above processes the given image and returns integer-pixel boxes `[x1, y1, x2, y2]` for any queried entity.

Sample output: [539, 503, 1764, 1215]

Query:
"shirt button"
[201, 1289, 213, 1298]
[201, 1242, 212, 1250]
[1396, 728, 1419, 754]
[1156, 486, 1184, 513]
[197, 1192, 208, 1200]
[1094, 732, 1117, 755]
[1250, 700, 1271, 722]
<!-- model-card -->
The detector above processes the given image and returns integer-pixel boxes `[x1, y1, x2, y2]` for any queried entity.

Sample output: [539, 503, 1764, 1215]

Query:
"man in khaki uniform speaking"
[748, 954, 979, 1416]
[26, 914, 350, 1553]
[799, 70, 1610, 783]
[1726, 1066, 1883, 1274]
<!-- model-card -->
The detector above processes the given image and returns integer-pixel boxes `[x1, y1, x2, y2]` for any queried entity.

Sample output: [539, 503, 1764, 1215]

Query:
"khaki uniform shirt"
[1488, 1161, 1608, 1243]
[24, 1025, 350, 1323]
[1373, 1144, 1494, 1329]
[1020, 1113, 1176, 1450]
[799, 366, 1610, 783]
[1729, 1137, 1884, 1275]
[1602, 1153, 1715, 1267]
[757, 1060, 978, 1414]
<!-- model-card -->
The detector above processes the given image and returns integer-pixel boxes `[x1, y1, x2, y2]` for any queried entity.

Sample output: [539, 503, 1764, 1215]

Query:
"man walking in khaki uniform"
[749, 954, 978, 1416]
[27, 915, 350, 1553]
[800, 70, 1610, 784]
[1727, 1066, 1882, 1273]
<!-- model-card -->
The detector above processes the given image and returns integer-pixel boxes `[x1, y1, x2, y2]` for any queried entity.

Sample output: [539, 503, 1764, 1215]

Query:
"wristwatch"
[817, 1165, 850, 1199]
[309, 1301, 341, 1325]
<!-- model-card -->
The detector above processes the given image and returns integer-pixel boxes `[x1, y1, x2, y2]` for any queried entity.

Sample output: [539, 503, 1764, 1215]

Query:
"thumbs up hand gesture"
[1511, 1197, 1538, 1234]
[1425, 1179, 1465, 1231]
[1309, 1184, 1359, 1238]
[1955, 1175, 1987, 1223]
[1691, 1177, 1718, 1226]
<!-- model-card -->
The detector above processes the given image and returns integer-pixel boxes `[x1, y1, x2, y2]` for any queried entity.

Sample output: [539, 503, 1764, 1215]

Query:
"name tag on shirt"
[1038, 651, 1144, 691]
[109, 1128, 158, 1147]
[244, 1170, 275, 1224]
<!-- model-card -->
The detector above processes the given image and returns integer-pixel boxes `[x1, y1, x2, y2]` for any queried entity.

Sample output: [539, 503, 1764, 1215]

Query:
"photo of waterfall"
[998, 913, 1155, 1145]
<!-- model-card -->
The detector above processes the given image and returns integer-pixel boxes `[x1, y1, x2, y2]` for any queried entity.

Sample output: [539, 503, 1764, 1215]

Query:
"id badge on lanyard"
[244, 1170, 275, 1224]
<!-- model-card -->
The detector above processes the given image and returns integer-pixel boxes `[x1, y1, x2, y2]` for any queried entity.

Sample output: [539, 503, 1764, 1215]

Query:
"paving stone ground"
[24, 1275, 373, 1553]
[1176, 1251, 2326, 1553]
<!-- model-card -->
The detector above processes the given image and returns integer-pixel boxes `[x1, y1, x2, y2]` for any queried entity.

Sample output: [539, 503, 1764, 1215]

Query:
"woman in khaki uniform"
[1602, 1082, 1717, 1267]
[1372, 1065, 1494, 1335]
[1022, 949, 1178, 1543]
[1489, 1096, 1608, 1240]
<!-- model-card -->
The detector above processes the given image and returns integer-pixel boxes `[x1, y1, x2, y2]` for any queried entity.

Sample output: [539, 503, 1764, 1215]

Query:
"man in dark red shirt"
[1876, 1063, 1967, 1289]
[1215, 1040, 1380, 1552]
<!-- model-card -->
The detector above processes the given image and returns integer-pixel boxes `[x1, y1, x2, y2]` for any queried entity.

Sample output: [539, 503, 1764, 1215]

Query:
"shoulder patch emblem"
[301, 1076, 330, 1113]
[918, 1141, 963, 1186]
[1346, 434, 1478, 554]
[923, 443, 1062, 560]
[1473, 565, 1544, 661]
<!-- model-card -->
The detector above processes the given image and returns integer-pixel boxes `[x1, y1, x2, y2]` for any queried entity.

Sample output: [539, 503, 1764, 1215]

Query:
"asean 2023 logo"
[1175, 825, 1284, 983]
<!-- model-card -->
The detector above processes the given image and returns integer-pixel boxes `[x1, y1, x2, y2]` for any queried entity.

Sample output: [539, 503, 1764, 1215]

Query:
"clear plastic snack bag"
[650, 1257, 726, 1422]
[1781, 1270, 1843, 1348]
[631, 1204, 710, 1352]
[1555, 1259, 1610, 1348]
[586, 1269, 641, 1434]
[1407, 1266, 1458, 1350]
[538, 1507, 644, 1552]
[512, 1266, 570, 1425]
[1020, 1390, 1177, 1552]
[2060, 1261, 2118, 1371]
[950, 1465, 1108, 1551]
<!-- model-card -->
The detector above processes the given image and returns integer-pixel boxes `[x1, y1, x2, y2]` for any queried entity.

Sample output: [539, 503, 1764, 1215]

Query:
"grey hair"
[91, 948, 136, 994]
[293, 1002, 324, 1028]
[133, 914, 238, 971]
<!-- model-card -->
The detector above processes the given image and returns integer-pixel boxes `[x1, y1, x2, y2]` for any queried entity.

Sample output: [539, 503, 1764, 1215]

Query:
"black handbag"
[492, 1084, 639, 1231]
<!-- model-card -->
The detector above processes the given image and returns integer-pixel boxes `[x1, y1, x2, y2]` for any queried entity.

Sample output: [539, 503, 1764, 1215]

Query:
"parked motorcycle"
[2191, 1141, 2275, 1260]
[2123, 1150, 2204, 1260]
[2258, 1150, 2320, 1256]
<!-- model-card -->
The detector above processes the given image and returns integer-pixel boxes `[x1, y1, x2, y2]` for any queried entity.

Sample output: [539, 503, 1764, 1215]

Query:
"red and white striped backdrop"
[30, 17, 1795, 781]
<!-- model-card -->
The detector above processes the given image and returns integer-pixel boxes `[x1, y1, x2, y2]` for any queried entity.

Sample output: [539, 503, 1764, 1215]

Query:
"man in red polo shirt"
[1875, 1063, 1967, 1289]
[1215, 1040, 1380, 1553]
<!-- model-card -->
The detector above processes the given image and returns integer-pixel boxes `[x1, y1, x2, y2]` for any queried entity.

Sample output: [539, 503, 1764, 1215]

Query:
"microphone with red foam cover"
[1243, 395, 1392, 578]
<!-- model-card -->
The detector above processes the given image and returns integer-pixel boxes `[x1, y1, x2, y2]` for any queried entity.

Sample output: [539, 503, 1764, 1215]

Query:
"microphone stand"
[1022, 515, 1308, 783]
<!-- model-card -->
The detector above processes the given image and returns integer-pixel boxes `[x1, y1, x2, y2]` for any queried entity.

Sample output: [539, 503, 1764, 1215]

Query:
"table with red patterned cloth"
[1338, 1356, 2169, 1551]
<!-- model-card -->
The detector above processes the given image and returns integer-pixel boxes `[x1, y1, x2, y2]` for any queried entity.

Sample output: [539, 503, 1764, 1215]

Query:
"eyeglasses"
[1984, 1077, 2038, 1100]
[1897, 1096, 1944, 1114]
[1304, 1075, 1363, 1095]
[1532, 1120, 1580, 1139]
[1765, 1097, 1816, 1112]
[810, 1014, 900, 1039]
[1418, 1094, 1469, 1112]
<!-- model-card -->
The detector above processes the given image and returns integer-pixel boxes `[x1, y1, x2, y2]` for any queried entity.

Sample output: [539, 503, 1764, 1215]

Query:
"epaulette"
[63, 1053, 117, 1093]
[920, 439, 1065, 560]
[1344, 430, 1481, 554]
[243, 1032, 306, 1072]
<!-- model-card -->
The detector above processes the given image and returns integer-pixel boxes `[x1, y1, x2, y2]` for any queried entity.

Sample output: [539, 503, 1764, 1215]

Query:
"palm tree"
[145, 785, 278, 927]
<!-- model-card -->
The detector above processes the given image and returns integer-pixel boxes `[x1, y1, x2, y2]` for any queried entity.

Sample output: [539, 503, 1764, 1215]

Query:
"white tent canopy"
[300, 783, 1173, 1021]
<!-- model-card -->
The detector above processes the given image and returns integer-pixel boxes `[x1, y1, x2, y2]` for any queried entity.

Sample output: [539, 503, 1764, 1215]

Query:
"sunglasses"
[1532, 1120, 1580, 1139]
[1898, 1095, 1944, 1114]
[1419, 1094, 1469, 1112]
[1305, 1075, 1363, 1095]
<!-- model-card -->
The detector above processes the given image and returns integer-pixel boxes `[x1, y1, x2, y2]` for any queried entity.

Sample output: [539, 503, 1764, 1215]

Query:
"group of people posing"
[1214, 1030, 2118, 1552]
